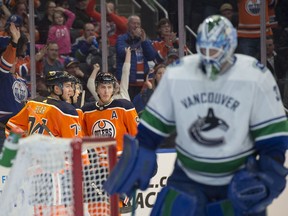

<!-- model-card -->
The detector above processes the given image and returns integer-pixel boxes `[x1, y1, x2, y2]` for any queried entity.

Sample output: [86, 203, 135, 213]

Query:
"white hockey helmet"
[196, 15, 237, 80]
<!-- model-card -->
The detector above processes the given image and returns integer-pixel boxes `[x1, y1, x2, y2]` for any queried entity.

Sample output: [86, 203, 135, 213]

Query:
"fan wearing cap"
[81, 72, 138, 153]
[6, 70, 83, 138]
[165, 48, 179, 65]
[0, 14, 24, 54]
[64, 56, 92, 104]
[219, 3, 238, 28]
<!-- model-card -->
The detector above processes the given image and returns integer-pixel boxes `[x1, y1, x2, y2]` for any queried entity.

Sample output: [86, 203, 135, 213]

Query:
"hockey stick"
[80, 90, 86, 107]
[27, 106, 54, 137]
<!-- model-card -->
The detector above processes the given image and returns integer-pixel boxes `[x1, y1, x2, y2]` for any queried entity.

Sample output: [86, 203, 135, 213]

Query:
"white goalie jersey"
[141, 54, 287, 185]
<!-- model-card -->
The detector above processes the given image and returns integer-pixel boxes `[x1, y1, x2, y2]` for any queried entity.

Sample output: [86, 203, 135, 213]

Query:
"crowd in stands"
[1, 0, 288, 149]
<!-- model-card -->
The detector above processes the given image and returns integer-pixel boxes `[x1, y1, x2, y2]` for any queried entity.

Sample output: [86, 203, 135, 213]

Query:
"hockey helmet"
[69, 74, 83, 93]
[196, 15, 237, 80]
[45, 71, 73, 86]
[95, 72, 117, 88]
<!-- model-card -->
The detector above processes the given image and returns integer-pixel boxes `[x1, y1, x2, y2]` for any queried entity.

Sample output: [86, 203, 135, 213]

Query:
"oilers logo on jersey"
[189, 108, 229, 146]
[245, 0, 260, 15]
[12, 80, 28, 103]
[92, 119, 116, 138]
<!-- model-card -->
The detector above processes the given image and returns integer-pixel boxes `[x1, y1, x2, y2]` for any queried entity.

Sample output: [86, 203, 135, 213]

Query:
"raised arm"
[86, 0, 101, 21]
[0, 23, 20, 73]
[119, 47, 131, 100]
[87, 63, 100, 100]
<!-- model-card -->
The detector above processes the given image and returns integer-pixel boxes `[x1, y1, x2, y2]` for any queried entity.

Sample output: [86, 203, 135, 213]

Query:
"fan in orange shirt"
[236, 0, 274, 58]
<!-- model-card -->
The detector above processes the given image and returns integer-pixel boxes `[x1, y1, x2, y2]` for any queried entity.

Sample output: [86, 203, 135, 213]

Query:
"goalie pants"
[164, 162, 266, 216]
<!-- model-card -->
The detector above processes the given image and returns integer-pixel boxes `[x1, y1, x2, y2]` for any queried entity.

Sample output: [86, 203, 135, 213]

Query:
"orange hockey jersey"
[81, 99, 139, 152]
[6, 96, 83, 138]
[237, 0, 273, 38]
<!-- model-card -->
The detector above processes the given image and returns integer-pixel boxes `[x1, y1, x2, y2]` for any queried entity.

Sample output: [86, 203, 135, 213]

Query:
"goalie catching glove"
[103, 134, 157, 197]
[228, 154, 288, 214]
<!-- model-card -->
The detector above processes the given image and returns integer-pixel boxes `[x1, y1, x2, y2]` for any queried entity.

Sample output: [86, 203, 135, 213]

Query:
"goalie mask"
[196, 15, 237, 80]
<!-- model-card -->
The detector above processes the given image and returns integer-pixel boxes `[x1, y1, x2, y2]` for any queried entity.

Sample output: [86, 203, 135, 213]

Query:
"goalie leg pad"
[151, 186, 197, 216]
[206, 199, 235, 216]
[103, 134, 157, 196]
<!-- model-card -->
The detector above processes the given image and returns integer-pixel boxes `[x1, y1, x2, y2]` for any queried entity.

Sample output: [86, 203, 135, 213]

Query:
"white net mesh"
[0, 135, 118, 216]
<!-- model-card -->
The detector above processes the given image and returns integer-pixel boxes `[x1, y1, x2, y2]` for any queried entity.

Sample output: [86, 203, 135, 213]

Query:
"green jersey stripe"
[177, 150, 249, 174]
[141, 110, 176, 134]
[251, 120, 288, 140]
[163, 189, 178, 216]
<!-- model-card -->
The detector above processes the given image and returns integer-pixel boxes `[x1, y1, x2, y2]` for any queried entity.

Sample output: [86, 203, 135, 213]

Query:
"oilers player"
[104, 15, 288, 215]
[81, 72, 138, 214]
[6, 71, 83, 138]
[81, 72, 138, 152]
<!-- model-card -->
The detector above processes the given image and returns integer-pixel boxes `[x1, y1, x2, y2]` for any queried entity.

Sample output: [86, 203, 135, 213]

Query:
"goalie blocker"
[103, 134, 157, 197]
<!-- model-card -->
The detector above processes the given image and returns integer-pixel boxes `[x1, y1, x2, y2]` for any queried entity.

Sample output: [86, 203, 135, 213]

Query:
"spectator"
[36, 76, 49, 97]
[35, 41, 64, 77]
[71, 22, 98, 63]
[0, 22, 29, 150]
[219, 3, 238, 28]
[85, 35, 115, 74]
[12, 1, 28, 28]
[86, 0, 128, 48]
[266, 35, 288, 106]
[116, 15, 162, 100]
[133, 63, 166, 116]
[165, 48, 180, 65]
[14, 33, 30, 81]
[36, 0, 56, 44]
[152, 18, 190, 60]
[0, 14, 23, 54]
[71, 0, 91, 30]
[47, 6, 75, 59]
[0, 3, 11, 31]
[236, 0, 274, 59]
[64, 56, 92, 103]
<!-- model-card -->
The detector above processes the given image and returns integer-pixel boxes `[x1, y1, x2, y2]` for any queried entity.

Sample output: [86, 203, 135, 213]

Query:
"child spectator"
[47, 6, 75, 59]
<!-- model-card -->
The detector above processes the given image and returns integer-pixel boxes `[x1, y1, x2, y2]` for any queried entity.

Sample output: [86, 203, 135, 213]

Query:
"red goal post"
[0, 134, 119, 216]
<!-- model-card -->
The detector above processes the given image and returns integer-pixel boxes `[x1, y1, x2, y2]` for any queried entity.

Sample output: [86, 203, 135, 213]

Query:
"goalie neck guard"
[196, 15, 237, 80]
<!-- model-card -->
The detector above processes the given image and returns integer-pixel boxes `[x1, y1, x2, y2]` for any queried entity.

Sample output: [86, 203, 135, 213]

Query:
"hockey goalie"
[104, 15, 288, 216]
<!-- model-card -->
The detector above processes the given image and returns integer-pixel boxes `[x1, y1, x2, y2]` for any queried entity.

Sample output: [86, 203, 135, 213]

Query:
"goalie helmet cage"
[0, 134, 119, 216]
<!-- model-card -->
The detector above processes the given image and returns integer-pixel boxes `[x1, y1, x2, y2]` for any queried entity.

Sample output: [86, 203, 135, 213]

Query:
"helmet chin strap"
[96, 94, 113, 110]
[50, 84, 66, 101]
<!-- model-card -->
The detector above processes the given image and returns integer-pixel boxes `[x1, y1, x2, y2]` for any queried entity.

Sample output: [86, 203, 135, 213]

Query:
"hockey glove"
[103, 134, 157, 197]
[228, 155, 288, 214]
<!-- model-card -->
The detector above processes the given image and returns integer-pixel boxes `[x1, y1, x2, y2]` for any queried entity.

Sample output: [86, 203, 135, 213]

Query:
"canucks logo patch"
[189, 108, 229, 146]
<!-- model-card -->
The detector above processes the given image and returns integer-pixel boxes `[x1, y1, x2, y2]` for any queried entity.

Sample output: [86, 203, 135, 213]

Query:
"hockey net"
[0, 134, 119, 216]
